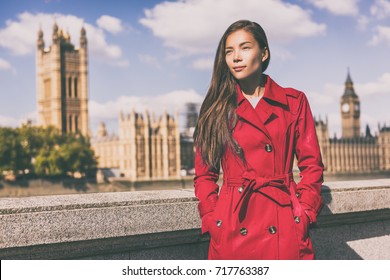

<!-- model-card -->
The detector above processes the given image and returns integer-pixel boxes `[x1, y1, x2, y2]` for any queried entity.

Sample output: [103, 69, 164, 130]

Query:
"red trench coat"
[194, 75, 324, 260]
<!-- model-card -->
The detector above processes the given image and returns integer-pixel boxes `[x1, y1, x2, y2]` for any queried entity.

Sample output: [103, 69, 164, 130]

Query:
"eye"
[225, 50, 232, 55]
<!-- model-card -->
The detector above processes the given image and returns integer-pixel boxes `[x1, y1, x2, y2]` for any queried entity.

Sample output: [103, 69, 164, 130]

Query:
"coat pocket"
[208, 214, 223, 245]
[293, 211, 310, 241]
[208, 192, 228, 245]
[291, 210, 314, 259]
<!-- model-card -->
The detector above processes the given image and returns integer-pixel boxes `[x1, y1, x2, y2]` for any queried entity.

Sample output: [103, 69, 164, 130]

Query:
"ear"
[261, 48, 269, 62]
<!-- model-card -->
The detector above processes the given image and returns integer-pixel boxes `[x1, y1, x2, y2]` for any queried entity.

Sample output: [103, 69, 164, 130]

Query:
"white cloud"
[0, 115, 19, 127]
[270, 45, 295, 61]
[0, 111, 36, 127]
[138, 54, 161, 69]
[355, 72, 390, 96]
[309, 83, 343, 106]
[108, 59, 129, 68]
[305, 0, 359, 16]
[96, 15, 123, 34]
[369, 25, 390, 46]
[327, 112, 341, 138]
[371, 0, 390, 19]
[191, 57, 213, 70]
[357, 16, 369, 31]
[0, 12, 126, 65]
[140, 0, 326, 56]
[89, 89, 204, 132]
[0, 57, 13, 71]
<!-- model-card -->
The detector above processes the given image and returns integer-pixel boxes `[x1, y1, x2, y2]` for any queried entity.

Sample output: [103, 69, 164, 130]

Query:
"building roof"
[342, 70, 358, 98]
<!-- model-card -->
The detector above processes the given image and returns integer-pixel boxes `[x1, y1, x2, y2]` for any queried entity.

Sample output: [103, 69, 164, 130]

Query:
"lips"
[233, 66, 245, 72]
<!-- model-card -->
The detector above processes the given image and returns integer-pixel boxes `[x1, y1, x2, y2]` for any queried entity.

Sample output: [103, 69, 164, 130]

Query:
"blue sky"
[0, 0, 390, 137]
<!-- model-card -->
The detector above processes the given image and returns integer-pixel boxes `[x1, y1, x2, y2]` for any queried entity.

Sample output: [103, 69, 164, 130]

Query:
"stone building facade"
[91, 110, 181, 181]
[315, 72, 390, 174]
[36, 25, 181, 181]
[36, 23, 89, 135]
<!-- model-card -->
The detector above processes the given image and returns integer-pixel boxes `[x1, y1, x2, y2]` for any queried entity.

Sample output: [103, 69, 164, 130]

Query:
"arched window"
[74, 77, 78, 98]
[75, 115, 79, 132]
[61, 77, 66, 98]
[69, 115, 72, 132]
[44, 78, 51, 100]
[68, 77, 72, 97]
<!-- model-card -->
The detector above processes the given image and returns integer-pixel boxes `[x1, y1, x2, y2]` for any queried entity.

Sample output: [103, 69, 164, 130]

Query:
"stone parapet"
[1, 179, 390, 259]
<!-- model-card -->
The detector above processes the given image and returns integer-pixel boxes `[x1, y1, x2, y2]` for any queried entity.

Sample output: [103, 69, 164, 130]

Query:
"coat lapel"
[235, 76, 290, 139]
[256, 99, 276, 125]
[235, 83, 271, 140]
[236, 100, 271, 140]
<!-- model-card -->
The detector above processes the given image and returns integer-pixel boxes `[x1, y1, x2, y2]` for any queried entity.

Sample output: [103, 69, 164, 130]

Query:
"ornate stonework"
[36, 23, 89, 135]
[91, 110, 181, 181]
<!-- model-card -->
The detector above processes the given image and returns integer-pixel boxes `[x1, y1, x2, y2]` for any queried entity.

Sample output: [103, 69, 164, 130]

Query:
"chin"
[232, 73, 248, 80]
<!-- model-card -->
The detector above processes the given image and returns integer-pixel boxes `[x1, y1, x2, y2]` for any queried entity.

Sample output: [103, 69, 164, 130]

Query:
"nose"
[233, 51, 242, 62]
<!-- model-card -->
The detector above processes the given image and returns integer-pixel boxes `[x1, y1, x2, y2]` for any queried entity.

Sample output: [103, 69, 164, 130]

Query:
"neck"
[239, 74, 266, 98]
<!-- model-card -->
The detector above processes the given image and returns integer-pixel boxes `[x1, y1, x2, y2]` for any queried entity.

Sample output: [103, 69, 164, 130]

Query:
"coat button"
[240, 228, 248, 236]
[238, 186, 244, 193]
[296, 192, 300, 198]
[268, 226, 277, 234]
[216, 220, 222, 227]
[265, 144, 273, 152]
[294, 216, 300, 223]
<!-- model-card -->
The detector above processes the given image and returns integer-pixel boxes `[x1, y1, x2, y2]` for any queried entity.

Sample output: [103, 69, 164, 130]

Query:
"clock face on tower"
[342, 103, 350, 113]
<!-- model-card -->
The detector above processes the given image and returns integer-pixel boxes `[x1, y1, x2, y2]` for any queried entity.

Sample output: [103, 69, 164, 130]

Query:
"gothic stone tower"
[340, 71, 360, 138]
[36, 23, 89, 135]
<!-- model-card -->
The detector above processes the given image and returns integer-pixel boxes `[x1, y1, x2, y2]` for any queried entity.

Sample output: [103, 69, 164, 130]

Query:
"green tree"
[17, 125, 65, 175]
[1, 125, 97, 178]
[60, 134, 97, 177]
[34, 145, 65, 176]
[0, 127, 29, 176]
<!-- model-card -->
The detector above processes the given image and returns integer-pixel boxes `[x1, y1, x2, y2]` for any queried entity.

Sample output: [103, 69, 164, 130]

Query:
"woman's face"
[225, 29, 268, 82]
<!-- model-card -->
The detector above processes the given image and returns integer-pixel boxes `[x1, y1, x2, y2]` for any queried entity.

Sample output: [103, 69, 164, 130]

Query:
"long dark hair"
[193, 20, 270, 169]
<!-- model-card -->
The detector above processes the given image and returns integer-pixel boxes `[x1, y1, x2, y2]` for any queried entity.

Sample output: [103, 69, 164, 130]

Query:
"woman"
[193, 20, 324, 260]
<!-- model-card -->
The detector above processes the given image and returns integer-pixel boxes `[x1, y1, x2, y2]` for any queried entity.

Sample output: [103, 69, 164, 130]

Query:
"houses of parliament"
[315, 73, 390, 174]
[36, 23, 181, 181]
[36, 24, 390, 180]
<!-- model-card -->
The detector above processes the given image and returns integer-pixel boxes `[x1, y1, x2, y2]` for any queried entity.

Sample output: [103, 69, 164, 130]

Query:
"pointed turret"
[97, 122, 108, 138]
[80, 26, 87, 48]
[343, 68, 357, 98]
[52, 21, 59, 44]
[37, 27, 44, 50]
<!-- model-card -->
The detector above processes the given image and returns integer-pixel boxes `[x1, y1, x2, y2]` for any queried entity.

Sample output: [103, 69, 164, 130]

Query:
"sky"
[0, 0, 390, 137]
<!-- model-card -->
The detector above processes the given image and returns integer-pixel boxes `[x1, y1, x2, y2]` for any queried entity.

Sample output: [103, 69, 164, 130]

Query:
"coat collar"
[236, 75, 288, 107]
[235, 75, 289, 139]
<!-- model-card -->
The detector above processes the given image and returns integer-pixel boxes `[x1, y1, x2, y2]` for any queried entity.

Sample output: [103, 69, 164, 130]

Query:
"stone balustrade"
[1, 179, 390, 259]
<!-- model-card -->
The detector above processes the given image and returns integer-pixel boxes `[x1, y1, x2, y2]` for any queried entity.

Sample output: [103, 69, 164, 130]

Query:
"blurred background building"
[315, 72, 390, 174]
[36, 23, 89, 136]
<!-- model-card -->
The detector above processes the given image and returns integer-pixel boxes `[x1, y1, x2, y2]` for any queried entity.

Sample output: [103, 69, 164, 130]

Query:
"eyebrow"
[225, 41, 253, 49]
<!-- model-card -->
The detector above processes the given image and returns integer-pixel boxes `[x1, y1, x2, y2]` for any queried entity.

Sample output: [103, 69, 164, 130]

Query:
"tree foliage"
[0, 125, 97, 178]
[0, 127, 29, 174]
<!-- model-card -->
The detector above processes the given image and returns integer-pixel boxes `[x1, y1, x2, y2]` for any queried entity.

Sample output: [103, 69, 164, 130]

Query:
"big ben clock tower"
[341, 70, 360, 138]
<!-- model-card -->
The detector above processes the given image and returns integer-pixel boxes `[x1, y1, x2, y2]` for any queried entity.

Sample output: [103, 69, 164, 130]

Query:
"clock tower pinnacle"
[341, 69, 360, 138]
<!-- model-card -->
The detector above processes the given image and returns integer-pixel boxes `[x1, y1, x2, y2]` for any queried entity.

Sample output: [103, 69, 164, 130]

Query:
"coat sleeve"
[294, 93, 324, 224]
[194, 148, 220, 234]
